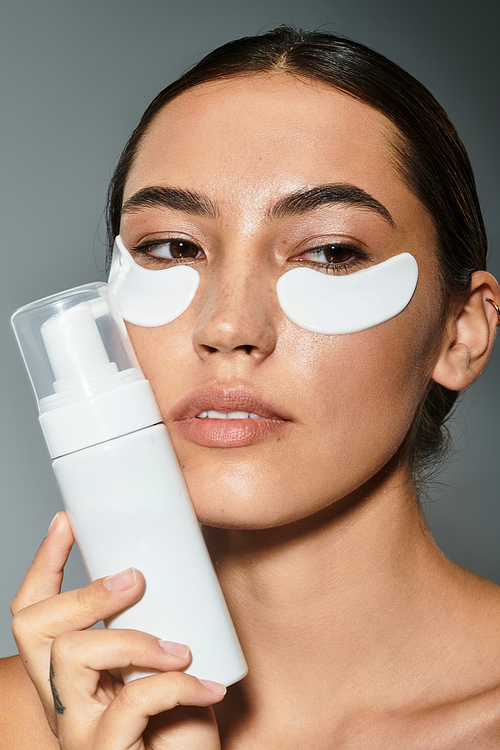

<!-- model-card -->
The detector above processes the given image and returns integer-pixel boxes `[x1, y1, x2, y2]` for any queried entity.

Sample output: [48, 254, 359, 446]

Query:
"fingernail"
[199, 679, 227, 695]
[47, 512, 60, 537]
[104, 568, 137, 591]
[159, 640, 190, 658]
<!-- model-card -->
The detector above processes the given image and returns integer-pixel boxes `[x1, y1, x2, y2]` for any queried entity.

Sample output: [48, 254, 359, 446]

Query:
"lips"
[171, 386, 292, 448]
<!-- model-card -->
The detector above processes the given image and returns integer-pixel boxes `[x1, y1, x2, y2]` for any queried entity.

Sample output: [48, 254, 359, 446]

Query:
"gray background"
[0, 0, 498, 656]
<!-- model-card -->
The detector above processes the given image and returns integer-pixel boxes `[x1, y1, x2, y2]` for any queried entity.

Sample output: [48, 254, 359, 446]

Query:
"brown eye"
[299, 243, 360, 270]
[130, 238, 205, 267]
[160, 240, 200, 259]
[321, 245, 353, 264]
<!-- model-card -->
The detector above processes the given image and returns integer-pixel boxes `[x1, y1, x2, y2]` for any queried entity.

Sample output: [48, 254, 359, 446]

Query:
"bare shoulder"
[413, 571, 500, 749]
[435, 571, 500, 748]
[0, 655, 59, 750]
[347, 684, 500, 750]
[402, 683, 500, 750]
[451, 684, 500, 748]
[372, 572, 500, 750]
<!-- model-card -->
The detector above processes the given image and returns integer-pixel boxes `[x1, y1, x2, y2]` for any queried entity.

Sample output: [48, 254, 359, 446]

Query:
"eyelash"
[130, 239, 368, 275]
[296, 244, 368, 275]
[130, 238, 204, 265]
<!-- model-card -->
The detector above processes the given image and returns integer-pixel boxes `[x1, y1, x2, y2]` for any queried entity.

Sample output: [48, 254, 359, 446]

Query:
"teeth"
[196, 410, 262, 419]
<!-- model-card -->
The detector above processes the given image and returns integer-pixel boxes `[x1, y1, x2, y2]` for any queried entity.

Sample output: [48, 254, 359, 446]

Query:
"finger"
[47, 628, 189, 738]
[99, 672, 225, 750]
[50, 629, 225, 750]
[50, 628, 192, 713]
[13, 567, 146, 648]
[12, 568, 146, 719]
[11, 511, 74, 615]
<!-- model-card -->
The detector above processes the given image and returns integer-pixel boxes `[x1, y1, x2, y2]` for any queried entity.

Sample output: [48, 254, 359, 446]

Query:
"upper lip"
[171, 385, 290, 422]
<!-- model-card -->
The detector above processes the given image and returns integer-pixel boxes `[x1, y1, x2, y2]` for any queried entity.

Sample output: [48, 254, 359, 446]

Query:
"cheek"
[289, 314, 437, 464]
[124, 296, 441, 529]
[125, 322, 192, 413]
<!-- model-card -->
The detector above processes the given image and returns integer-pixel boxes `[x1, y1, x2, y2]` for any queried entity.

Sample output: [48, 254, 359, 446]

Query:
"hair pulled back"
[106, 25, 487, 476]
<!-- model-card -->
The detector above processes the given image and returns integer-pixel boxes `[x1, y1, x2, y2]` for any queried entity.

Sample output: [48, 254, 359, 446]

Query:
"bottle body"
[53, 422, 247, 686]
[11, 282, 246, 686]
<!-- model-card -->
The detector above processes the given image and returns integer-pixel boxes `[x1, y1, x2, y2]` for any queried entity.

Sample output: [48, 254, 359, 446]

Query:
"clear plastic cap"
[11, 283, 162, 458]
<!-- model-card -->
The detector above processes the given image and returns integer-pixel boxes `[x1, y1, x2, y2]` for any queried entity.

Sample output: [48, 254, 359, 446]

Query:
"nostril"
[199, 342, 258, 358]
[192, 293, 277, 360]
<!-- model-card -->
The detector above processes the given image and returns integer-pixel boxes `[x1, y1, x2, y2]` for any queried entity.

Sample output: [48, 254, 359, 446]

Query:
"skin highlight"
[121, 74, 443, 529]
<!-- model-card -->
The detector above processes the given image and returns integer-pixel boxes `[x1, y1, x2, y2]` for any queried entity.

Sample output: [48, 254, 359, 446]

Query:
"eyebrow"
[121, 182, 394, 227]
[268, 184, 395, 226]
[121, 186, 219, 218]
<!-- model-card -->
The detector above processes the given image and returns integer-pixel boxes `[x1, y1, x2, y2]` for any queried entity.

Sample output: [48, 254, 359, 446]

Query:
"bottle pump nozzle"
[11, 283, 162, 459]
[41, 299, 118, 395]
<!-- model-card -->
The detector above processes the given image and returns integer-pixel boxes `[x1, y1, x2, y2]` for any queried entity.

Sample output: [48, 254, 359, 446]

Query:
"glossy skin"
[4, 74, 500, 750]
[121, 75, 443, 529]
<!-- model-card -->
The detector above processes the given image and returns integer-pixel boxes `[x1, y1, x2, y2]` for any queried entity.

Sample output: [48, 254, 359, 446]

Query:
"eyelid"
[130, 236, 205, 260]
[300, 242, 367, 257]
[293, 239, 369, 265]
[130, 235, 201, 249]
[292, 233, 369, 255]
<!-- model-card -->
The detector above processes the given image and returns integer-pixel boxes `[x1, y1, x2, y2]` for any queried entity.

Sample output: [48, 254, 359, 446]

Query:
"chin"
[186, 445, 413, 533]
[186, 474, 346, 532]
[181, 457, 311, 529]
[191, 493, 293, 530]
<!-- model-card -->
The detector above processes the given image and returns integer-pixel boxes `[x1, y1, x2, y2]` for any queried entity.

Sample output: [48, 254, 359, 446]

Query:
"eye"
[295, 243, 369, 275]
[300, 244, 357, 265]
[131, 238, 204, 263]
[148, 239, 202, 259]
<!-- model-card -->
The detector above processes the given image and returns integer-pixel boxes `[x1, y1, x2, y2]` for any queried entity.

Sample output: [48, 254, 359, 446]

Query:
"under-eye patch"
[108, 236, 200, 327]
[276, 253, 418, 334]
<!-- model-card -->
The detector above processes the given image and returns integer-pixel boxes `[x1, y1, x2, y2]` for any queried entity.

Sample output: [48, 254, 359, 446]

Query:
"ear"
[431, 271, 500, 391]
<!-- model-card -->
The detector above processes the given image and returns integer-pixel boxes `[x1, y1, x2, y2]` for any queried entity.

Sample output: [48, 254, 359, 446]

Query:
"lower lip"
[173, 416, 290, 448]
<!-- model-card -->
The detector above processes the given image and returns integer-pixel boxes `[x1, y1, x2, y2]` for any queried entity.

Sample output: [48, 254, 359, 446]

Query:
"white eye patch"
[108, 236, 200, 327]
[276, 253, 418, 334]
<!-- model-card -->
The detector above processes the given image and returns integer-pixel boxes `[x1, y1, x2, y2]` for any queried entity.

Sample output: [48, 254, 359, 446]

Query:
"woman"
[2, 26, 500, 749]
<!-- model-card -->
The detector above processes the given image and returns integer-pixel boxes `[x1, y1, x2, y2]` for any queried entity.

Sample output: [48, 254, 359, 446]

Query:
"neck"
[203, 460, 453, 743]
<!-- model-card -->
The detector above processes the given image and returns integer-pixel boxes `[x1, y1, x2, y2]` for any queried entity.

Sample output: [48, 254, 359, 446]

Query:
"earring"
[486, 298, 500, 327]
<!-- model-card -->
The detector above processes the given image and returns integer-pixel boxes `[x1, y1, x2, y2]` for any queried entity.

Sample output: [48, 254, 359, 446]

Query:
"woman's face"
[120, 74, 443, 529]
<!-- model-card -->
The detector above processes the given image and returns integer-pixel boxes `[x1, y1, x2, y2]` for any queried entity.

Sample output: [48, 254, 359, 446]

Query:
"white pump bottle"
[11, 282, 247, 686]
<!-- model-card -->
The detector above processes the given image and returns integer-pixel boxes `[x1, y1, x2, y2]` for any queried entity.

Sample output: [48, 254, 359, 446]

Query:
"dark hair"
[106, 25, 487, 476]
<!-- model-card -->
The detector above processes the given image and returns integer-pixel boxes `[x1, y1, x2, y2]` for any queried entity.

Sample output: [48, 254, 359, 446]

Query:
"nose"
[192, 263, 278, 363]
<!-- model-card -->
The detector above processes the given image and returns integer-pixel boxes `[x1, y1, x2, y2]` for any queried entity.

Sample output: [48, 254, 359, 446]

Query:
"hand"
[11, 511, 224, 749]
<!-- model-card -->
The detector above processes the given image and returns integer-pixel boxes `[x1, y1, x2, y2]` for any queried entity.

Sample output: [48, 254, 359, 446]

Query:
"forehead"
[125, 74, 400, 201]
[123, 74, 433, 253]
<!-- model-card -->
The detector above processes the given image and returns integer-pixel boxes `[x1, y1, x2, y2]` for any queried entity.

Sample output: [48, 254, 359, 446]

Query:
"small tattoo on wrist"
[49, 662, 66, 715]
